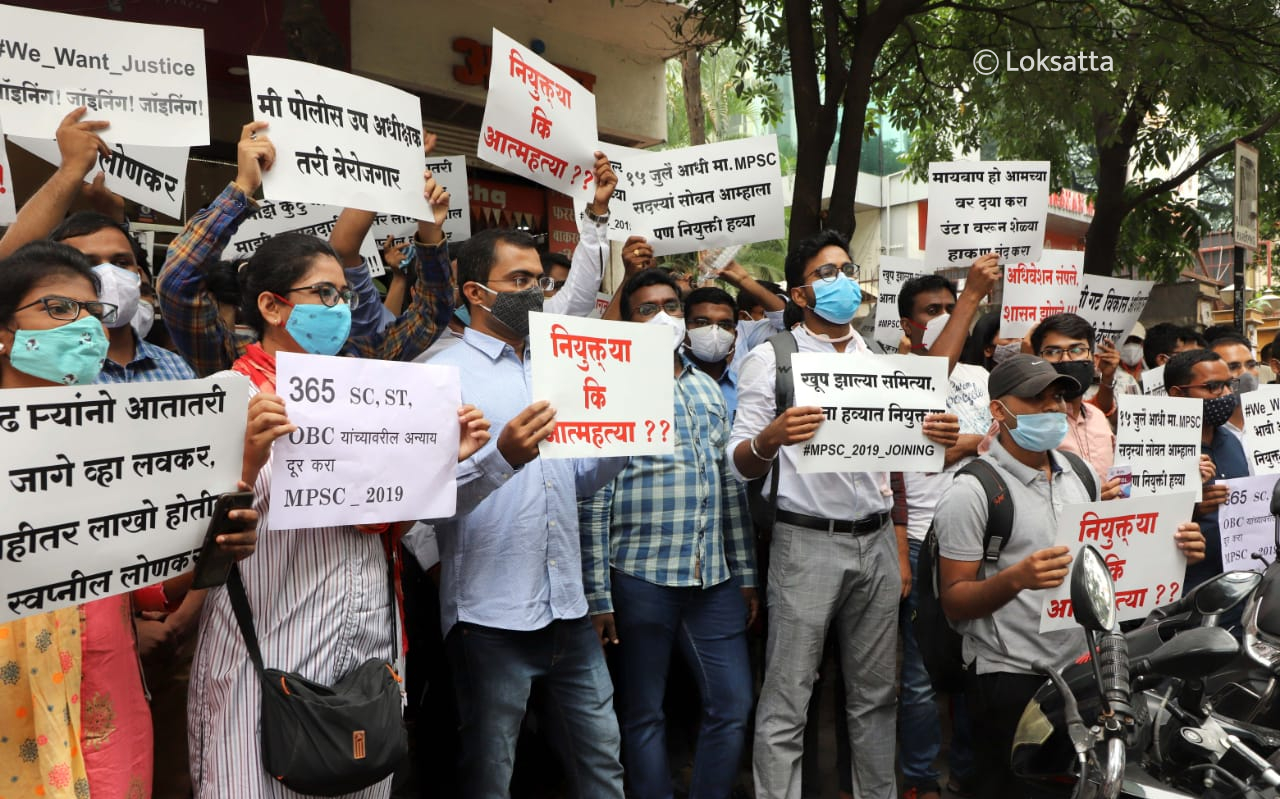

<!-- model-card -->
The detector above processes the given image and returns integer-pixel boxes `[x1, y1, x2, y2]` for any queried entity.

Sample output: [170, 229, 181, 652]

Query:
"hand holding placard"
[243, 391, 296, 484]
[237, 120, 276, 196]
[498, 400, 558, 467]
[57, 107, 110, 180]
[1016, 546, 1072, 591]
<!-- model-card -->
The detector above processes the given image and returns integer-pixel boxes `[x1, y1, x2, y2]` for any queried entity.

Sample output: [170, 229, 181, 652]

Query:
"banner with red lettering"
[1039, 491, 1196, 632]
[528, 312, 674, 458]
[477, 29, 597, 202]
[998, 250, 1082, 339]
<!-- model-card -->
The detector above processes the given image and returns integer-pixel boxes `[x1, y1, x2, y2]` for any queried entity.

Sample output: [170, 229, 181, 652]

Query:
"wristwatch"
[585, 207, 610, 224]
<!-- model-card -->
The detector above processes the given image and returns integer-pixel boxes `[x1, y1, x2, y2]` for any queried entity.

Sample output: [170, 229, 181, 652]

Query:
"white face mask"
[92, 263, 141, 329]
[1120, 342, 1144, 367]
[922, 313, 950, 350]
[131, 300, 156, 339]
[686, 324, 735, 363]
[647, 311, 686, 350]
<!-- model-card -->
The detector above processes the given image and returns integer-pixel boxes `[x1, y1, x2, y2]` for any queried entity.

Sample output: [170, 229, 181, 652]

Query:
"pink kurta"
[80, 595, 153, 798]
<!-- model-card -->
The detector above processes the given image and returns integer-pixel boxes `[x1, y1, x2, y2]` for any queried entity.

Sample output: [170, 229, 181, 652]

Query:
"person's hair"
[1186, 329, 1209, 349]
[1143, 322, 1194, 369]
[455, 228, 540, 308]
[239, 234, 340, 337]
[1209, 332, 1252, 352]
[540, 251, 572, 274]
[737, 280, 784, 316]
[684, 286, 737, 320]
[0, 241, 99, 326]
[1262, 341, 1275, 362]
[619, 268, 681, 321]
[897, 274, 957, 320]
[203, 260, 244, 307]
[49, 211, 151, 276]
[1031, 313, 1096, 355]
[961, 310, 1001, 367]
[1164, 349, 1221, 390]
[784, 229, 849, 289]
[1202, 324, 1242, 344]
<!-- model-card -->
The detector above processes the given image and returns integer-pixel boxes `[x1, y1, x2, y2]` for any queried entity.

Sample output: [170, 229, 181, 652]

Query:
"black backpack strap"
[957, 459, 1014, 564]
[1058, 450, 1099, 501]
[226, 563, 267, 677]
[759, 331, 798, 528]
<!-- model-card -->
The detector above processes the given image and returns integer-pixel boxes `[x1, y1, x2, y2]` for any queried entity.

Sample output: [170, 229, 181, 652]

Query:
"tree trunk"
[784, 0, 838, 248]
[826, 45, 879, 241]
[681, 48, 707, 146]
[1084, 106, 1142, 276]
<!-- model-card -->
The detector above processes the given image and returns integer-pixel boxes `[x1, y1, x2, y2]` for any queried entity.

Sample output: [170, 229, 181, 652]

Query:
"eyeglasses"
[806, 262, 859, 283]
[551, 280, 567, 291]
[284, 282, 360, 309]
[488, 275, 557, 293]
[1039, 345, 1092, 361]
[1180, 379, 1237, 396]
[635, 299, 683, 318]
[16, 296, 118, 324]
[687, 319, 735, 333]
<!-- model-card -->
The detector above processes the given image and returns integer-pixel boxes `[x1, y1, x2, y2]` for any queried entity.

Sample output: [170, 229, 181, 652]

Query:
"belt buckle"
[826, 519, 838, 535]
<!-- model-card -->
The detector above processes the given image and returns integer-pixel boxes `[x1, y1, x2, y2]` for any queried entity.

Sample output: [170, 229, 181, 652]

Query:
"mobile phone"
[191, 491, 255, 589]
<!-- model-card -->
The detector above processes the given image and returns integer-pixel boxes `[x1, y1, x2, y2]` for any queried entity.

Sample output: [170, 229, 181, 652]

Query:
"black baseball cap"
[988, 354, 1080, 399]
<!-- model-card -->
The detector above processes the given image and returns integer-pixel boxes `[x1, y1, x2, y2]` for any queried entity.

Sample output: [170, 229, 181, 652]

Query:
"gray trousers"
[752, 520, 899, 799]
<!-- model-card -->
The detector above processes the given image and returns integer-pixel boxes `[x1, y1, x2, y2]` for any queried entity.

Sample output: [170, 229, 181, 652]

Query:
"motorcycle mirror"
[1194, 571, 1263, 616]
[1131, 626, 1239, 680]
[1071, 545, 1117, 633]
[1270, 476, 1280, 518]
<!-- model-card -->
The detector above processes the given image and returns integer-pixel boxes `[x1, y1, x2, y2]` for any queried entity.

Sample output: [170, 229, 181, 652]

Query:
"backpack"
[914, 449, 1097, 693]
[746, 331, 798, 532]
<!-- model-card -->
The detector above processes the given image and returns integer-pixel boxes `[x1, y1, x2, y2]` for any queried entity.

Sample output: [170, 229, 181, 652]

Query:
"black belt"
[775, 509, 890, 536]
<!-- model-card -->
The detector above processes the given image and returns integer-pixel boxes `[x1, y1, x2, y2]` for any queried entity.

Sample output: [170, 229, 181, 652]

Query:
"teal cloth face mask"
[8, 315, 109, 385]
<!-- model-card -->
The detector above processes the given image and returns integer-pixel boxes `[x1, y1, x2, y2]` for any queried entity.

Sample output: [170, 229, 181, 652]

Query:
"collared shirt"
[581, 358, 756, 614]
[427, 328, 626, 637]
[1059, 400, 1115, 482]
[96, 338, 197, 384]
[157, 181, 453, 376]
[728, 326, 890, 520]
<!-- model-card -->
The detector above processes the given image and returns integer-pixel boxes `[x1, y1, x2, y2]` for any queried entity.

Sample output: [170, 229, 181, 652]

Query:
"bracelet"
[749, 436, 776, 462]
[585, 207, 610, 223]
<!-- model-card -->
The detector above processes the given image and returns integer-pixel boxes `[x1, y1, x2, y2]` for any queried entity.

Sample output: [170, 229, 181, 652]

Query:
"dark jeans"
[611, 570, 753, 799]
[965, 670, 1046, 798]
[446, 617, 625, 799]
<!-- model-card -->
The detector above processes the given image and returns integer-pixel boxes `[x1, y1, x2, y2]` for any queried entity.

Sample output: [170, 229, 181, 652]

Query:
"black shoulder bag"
[226, 559, 408, 796]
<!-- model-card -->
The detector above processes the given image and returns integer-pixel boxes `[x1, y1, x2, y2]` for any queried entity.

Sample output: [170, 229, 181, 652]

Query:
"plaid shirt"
[580, 359, 756, 614]
[95, 339, 197, 384]
[157, 182, 454, 375]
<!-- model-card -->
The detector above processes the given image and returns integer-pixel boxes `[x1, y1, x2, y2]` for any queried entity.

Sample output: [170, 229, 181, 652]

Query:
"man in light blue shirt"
[428, 224, 626, 799]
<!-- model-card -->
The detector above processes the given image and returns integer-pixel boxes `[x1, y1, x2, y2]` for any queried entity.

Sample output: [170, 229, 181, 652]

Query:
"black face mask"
[478, 285, 544, 338]
[1052, 361, 1095, 399]
[1203, 392, 1238, 429]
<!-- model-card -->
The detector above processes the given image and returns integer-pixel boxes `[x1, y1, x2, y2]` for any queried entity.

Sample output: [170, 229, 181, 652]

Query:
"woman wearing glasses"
[0, 241, 257, 799]
[188, 223, 491, 797]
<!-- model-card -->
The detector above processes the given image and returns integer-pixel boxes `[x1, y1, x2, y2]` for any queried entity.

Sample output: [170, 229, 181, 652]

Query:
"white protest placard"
[0, 125, 14, 224]
[0, 4, 209, 145]
[0, 377, 247, 622]
[999, 250, 1083, 338]
[425, 154, 470, 242]
[1241, 385, 1280, 473]
[249, 55, 430, 219]
[1218, 474, 1278, 570]
[529, 312, 674, 458]
[948, 362, 994, 436]
[791, 352, 948, 473]
[478, 29, 597, 201]
[926, 160, 1050, 266]
[1115, 394, 1203, 501]
[1075, 274, 1153, 348]
[873, 257, 930, 353]
[9, 136, 188, 218]
[624, 135, 786, 256]
[1142, 365, 1166, 396]
[576, 142, 652, 242]
[1039, 491, 1196, 632]
[227, 200, 384, 277]
[268, 354, 461, 530]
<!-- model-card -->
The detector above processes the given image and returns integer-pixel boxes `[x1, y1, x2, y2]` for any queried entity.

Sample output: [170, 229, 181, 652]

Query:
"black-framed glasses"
[807, 262, 859, 283]
[635, 299, 683, 317]
[552, 279, 568, 291]
[1181, 379, 1237, 396]
[1039, 345, 1092, 361]
[687, 318, 735, 333]
[16, 296, 118, 325]
[285, 282, 360, 309]
[489, 275, 557, 293]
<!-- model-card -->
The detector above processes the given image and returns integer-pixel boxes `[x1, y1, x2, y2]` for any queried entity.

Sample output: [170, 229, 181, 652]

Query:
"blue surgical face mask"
[810, 274, 862, 325]
[284, 302, 352, 356]
[454, 306, 471, 326]
[998, 401, 1068, 452]
[7, 315, 109, 385]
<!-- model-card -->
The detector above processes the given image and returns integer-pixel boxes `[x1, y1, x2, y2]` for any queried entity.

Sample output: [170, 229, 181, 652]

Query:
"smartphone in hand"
[191, 491, 255, 589]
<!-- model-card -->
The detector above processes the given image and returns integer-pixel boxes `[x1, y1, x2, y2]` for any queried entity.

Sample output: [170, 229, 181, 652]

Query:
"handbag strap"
[226, 563, 267, 677]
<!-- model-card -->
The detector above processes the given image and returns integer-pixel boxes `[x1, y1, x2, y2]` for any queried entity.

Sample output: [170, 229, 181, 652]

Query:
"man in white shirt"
[728, 230, 959, 799]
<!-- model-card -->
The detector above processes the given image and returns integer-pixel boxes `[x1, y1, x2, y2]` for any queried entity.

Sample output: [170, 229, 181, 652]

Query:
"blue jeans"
[446, 617, 625, 799]
[898, 538, 975, 789]
[611, 570, 753, 799]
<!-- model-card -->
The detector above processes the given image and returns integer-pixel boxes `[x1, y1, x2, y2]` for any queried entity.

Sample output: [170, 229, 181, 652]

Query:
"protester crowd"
[3, 104, 1250, 799]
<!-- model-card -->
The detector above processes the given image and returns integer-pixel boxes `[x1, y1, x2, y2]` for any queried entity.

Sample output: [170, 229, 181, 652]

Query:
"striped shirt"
[157, 181, 453, 376]
[188, 382, 395, 799]
[95, 338, 196, 384]
[580, 359, 756, 614]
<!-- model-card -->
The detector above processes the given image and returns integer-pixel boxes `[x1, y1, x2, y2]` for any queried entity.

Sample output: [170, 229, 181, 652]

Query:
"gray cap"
[988, 353, 1080, 399]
